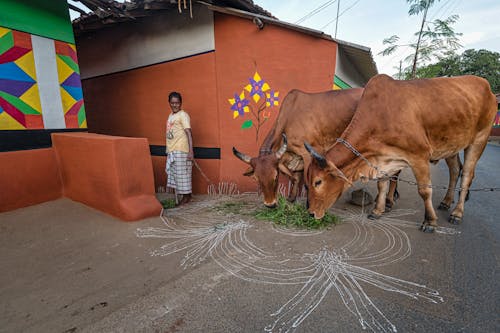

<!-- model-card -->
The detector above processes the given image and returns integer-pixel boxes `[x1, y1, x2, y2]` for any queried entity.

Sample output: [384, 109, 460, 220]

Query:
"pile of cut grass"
[159, 198, 176, 209]
[253, 196, 340, 229]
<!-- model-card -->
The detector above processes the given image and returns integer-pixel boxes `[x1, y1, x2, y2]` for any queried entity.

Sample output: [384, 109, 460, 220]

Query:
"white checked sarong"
[166, 151, 192, 194]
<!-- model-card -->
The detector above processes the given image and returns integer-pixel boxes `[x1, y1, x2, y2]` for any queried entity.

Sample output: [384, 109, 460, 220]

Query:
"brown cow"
[305, 74, 497, 232]
[232, 88, 400, 210]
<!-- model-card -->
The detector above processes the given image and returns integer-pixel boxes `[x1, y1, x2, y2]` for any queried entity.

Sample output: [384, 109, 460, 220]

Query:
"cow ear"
[278, 163, 293, 177]
[243, 167, 254, 177]
[326, 161, 352, 185]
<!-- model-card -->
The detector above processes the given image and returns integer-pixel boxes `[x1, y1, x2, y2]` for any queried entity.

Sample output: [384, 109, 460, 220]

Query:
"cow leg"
[411, 162, 438, 233]
[438, 154, 462, 210]
[287, 172, 303, 203]
[369, 179, 389, 220]
[385, 172, 400, 212]
[449, 139, 487, 224]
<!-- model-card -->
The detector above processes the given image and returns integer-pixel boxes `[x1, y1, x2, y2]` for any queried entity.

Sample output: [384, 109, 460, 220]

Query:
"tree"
[380, 0, 462, 78]
[414, 49, 500, 93]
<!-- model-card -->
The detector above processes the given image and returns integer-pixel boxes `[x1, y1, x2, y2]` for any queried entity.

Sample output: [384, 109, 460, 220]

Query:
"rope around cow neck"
[335, 138, 500, 192]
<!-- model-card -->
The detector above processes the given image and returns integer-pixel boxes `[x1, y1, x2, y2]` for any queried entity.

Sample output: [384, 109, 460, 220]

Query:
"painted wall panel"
[77, 5, 215, 79]
[0, 0, 74, 43]
[0, 27, 86, 130]
[81, 52, 220, 191]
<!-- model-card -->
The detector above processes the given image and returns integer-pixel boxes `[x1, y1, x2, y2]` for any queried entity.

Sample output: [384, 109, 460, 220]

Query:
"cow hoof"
[385, 203, 393, 212]
[438, 202, 450, 210]
[448, 215, 462, 225]
[420, 223, 436, 233]
[368, 213, 381, 220]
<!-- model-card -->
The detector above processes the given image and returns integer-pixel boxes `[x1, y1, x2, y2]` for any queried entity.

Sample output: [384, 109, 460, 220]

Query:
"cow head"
[233, 134, 289, 208]
[304, 142, 352, 219]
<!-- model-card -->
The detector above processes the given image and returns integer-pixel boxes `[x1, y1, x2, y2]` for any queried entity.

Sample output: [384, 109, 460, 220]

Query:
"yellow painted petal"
[239, 91, 246, 100]
[262, 82, 270, 92]
[275, 92, 279, 97]
[228, 98, 235, 105]
[253, 72, 261, 82]
[243, 106, 250, 113]
[233, 110, 239, 119]
[244, 84, 252, 93]
[266, 101, 270, 107]
[252, 94, 260, 103]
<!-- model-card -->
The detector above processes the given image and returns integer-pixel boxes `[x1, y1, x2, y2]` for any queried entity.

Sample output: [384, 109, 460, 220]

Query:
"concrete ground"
[1, 143, 499, 333]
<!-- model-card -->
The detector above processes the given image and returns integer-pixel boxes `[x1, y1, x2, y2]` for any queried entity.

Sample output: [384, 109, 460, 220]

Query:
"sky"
[69, 0, 500, 76]
[251, 0, 500, 75]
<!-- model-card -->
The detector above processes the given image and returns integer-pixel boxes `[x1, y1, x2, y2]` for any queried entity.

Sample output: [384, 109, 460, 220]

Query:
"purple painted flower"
[266, 90, 279, 108]
[229, 91, 250, 118]
[245, 72, 270, 103]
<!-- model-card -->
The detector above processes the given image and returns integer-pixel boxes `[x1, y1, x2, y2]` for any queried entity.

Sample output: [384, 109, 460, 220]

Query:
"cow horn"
[304, 142, 327, 169]
[232, 147, 251, 164]
[275, 133, 288, 159]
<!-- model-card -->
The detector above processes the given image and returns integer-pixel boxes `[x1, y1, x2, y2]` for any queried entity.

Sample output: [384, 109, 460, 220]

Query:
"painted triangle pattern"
[0, 26, 87, 130]
[0, 27, 42, 129]
[55, 40, 86, 129]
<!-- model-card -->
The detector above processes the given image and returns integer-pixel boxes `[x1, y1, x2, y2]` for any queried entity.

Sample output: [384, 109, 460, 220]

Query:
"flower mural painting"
[228, 72, 280, 141]
[229, 91, 250, 119]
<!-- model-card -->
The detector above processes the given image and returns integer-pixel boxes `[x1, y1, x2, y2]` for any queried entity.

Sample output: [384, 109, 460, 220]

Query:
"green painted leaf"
[241, 120, 253, 129]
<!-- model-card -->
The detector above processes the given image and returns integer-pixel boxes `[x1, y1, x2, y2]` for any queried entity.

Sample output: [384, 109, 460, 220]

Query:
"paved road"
[1, 144, 498, 333]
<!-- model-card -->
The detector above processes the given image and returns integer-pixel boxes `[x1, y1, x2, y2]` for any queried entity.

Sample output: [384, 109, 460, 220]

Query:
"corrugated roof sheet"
[72, 0, 377, 82]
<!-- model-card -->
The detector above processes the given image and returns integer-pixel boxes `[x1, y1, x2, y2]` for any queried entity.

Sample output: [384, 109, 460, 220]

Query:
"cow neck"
[327, 116, 376, 182]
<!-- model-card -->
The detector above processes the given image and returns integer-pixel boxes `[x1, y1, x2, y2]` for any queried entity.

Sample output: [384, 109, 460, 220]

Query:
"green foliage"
[160, 198, 176, 209]
[213, 201, 253, 215]
[410, 49, 500, 92]
[380, 0, 462, 78]
[253, 196, 340, 229]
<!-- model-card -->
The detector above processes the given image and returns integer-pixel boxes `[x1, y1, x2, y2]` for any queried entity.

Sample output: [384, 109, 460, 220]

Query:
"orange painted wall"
[82, 52, 221, 192]
[213, 13, 337, 191]
[52, 133, 161, 221]
[0, 148, 62, 212]
[81, 13, 337, 194]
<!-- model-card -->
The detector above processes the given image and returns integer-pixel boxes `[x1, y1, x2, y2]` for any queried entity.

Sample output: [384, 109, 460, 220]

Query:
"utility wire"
[320, 0, 362, 31]
[295, 0, 337, 25]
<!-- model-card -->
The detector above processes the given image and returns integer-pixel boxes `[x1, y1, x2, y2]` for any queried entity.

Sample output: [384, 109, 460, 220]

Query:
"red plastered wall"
[0, 148, 62, 212]
[213, 13, 337, 191]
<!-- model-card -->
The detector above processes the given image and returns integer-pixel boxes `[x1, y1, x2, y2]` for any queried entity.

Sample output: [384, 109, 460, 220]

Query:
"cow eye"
[314, 180, 322, 187]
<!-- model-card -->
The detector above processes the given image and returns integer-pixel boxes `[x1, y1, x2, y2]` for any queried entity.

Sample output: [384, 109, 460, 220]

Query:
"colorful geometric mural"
[55, 40, 86, 128]
[0, 26, 86, 130]
[333, 75, 351, 90]
[228, 72, 279, 141]
[494, 109, 500, 128]
[0, 27, 43, 129]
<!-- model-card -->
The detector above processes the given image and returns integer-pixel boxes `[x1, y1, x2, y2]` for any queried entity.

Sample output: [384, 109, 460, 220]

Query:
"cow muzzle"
[264, 201, 277, 209]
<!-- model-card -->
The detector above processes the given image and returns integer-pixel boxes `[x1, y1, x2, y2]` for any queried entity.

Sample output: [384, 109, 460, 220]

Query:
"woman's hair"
[168, 91, 182, 103]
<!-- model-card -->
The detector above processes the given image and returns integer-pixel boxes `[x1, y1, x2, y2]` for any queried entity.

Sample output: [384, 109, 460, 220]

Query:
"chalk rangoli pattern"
[136, 195, 451, 332]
